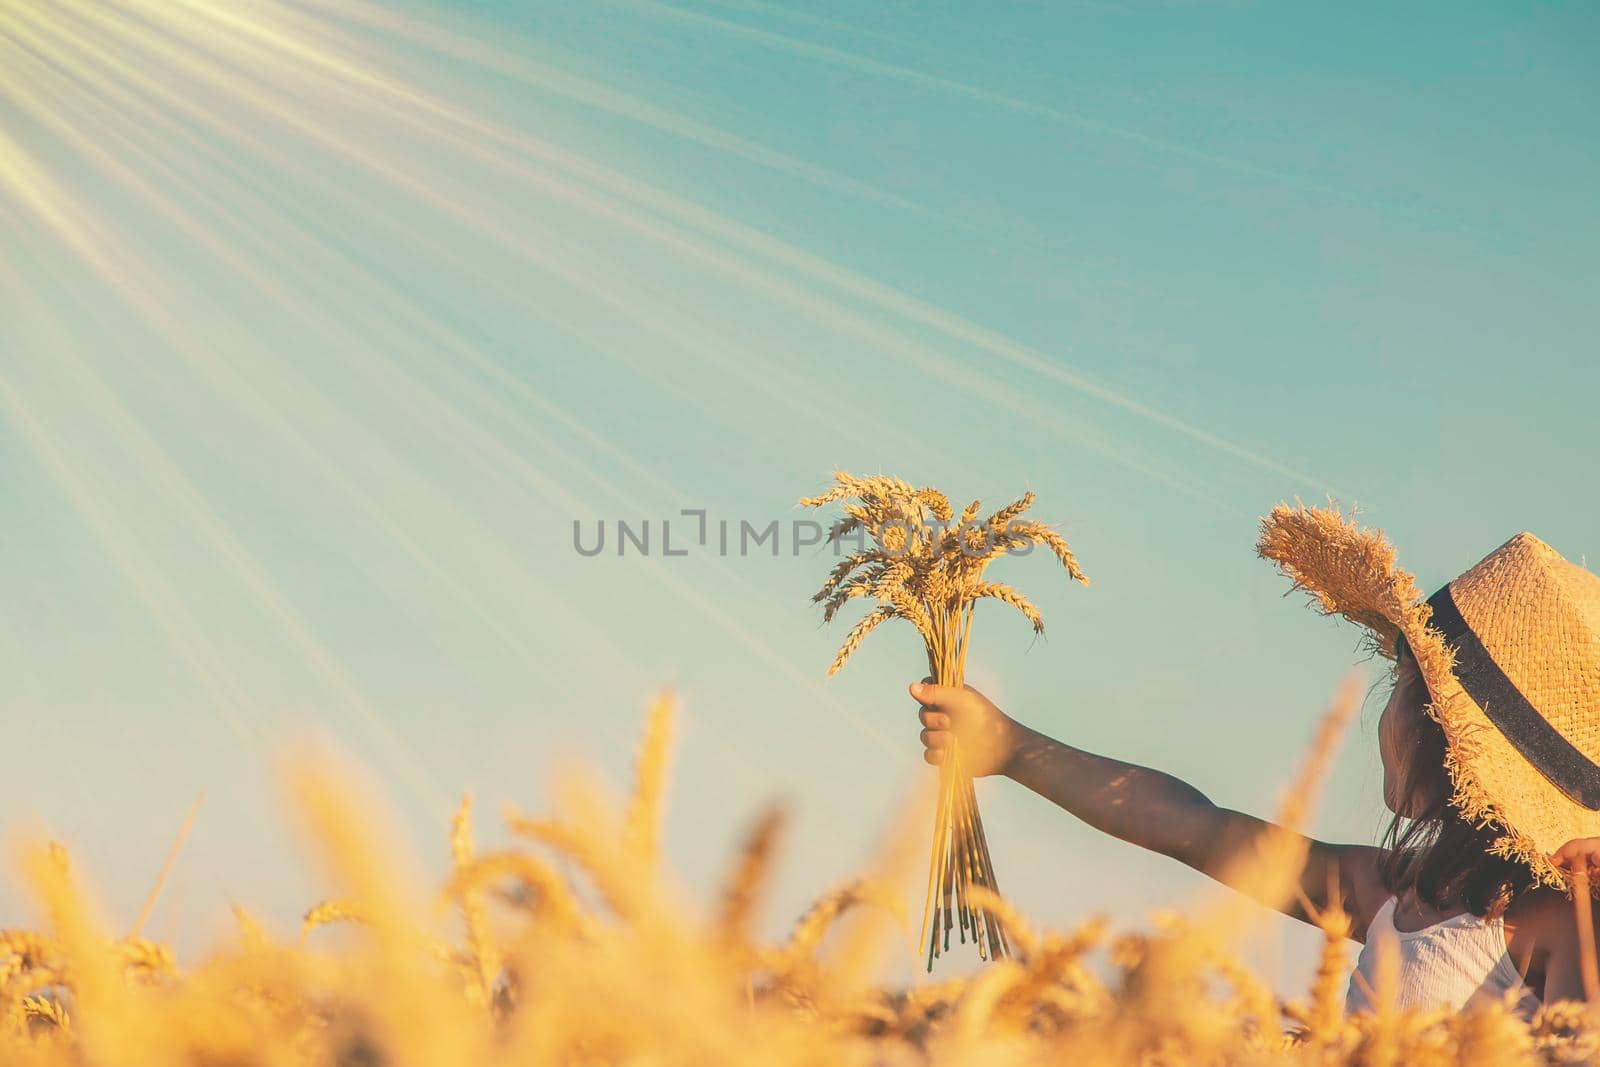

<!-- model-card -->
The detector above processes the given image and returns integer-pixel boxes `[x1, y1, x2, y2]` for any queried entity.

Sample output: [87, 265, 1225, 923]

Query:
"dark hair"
[1378, 636, 1534, 918]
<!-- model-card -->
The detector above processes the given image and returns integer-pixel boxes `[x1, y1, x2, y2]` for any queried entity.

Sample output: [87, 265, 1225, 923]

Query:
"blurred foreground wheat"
[3, 687, 1597, 1066]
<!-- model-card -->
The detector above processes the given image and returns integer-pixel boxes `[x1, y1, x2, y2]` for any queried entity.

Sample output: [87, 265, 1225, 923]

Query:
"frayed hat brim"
[1257, 502, 1574, 890]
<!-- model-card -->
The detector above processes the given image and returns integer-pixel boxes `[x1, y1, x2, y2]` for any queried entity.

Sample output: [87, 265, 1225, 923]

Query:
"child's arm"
[1534, 840, 1600, 1002]
[912, 680, 1387, 932]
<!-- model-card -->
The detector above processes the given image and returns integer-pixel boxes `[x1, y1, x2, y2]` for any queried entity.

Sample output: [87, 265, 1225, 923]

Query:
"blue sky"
[0, 0, 1595, 989]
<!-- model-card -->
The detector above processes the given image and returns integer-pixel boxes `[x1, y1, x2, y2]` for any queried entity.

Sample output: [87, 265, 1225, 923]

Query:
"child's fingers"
[1554, 839, 1598, 863]
[1550, 840, 1600, 875]
[911, 679, 955, 766]
[909, 680, 960, 708]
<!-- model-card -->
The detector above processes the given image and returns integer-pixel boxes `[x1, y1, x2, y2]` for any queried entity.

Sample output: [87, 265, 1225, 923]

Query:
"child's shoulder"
[1507, 885, 1569, 922]
[1504, 886, 1578, 953]
[1510, 884, 1571, 913]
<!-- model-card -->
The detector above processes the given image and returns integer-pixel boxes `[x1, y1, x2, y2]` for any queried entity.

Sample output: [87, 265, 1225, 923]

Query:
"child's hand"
[1551, 838, 1600, 885]
[910, 679, 1023, 778]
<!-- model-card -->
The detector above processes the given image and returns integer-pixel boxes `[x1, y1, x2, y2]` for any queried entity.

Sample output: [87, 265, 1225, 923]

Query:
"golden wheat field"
[3, 687, 1598, 1067]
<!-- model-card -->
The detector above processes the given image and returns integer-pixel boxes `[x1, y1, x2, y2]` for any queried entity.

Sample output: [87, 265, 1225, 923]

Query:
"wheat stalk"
[450, 793, 499, 1005]
[625, 690, 677, 871]
[801, 470, 1089, 968]
[716, 804, 787, 950]
[299, 899, 368, 942]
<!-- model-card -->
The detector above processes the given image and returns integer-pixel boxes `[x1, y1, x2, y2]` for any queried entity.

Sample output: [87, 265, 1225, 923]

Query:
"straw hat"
[1256, 503, 1600, 889]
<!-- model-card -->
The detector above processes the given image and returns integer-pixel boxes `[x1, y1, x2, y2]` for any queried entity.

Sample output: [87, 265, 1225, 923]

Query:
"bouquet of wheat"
[800, 471, 1088, 968]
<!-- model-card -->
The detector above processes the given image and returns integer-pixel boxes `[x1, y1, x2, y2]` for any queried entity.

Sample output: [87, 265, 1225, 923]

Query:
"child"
[911, 504, 1600, 1012]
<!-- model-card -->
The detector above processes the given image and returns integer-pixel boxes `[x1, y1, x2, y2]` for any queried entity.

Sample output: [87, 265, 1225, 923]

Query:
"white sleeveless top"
[1345, 897, 1539, 1017]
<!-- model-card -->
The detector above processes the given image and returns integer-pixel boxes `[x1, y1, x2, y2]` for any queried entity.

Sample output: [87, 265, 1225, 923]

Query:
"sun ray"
[0, 38, 646, 680]
[0, 364, 263, 748]
[618, 0, 1444, 224]
[1, 0, 1310, 788]
[2, 0, 913, 768]
[220, 0, 939, 218]
[32, 0, 1320, 500]
[0, 84, 450, 807]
